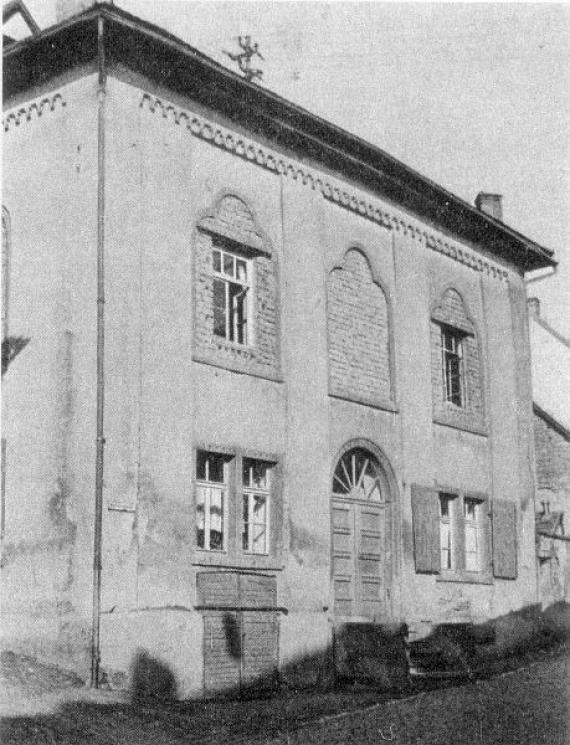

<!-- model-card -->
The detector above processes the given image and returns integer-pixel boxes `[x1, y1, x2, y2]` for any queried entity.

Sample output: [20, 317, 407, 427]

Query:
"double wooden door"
[331, 498, 389, 620]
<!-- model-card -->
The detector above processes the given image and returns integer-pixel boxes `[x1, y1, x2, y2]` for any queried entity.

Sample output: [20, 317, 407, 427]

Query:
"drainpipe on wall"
[91, 13, 106, 689]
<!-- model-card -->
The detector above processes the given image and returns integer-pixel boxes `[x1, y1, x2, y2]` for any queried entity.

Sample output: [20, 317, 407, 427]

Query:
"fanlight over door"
[331, 447, 391, 620]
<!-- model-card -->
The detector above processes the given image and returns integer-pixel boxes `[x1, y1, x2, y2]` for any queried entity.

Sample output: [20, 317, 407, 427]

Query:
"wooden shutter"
[411, 485, 440, 573]
[492, 499, 517, 579]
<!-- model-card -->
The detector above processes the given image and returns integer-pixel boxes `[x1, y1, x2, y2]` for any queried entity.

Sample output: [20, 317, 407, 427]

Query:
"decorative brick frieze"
[430, 288, 486, 435]
[140, 92, 510, 283]
[3, 94, 67, 132]
[327, 249, 392, 407]
[193, 195, 281, 381]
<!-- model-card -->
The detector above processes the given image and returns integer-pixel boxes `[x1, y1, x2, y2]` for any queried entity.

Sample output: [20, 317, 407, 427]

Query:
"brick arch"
[327, 248, 392, 406]
[196, 191, 272, 256]
[431, 286, 475, 335]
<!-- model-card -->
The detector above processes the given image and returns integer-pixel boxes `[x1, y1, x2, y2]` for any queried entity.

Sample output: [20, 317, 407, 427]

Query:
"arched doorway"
[331, 444, 394, 621]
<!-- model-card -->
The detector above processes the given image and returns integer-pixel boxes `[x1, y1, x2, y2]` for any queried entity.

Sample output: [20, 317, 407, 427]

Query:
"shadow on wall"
[409, 600, 570, 677]
[130, 649, 177, 704]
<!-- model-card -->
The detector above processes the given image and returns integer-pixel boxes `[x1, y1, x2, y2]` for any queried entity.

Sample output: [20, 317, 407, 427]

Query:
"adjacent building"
[2, 3, 557, 697]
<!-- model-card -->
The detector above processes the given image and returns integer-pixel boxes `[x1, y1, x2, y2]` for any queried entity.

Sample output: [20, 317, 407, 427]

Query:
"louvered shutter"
[492, 499, 517, 579]
[411, 485, 440, 573]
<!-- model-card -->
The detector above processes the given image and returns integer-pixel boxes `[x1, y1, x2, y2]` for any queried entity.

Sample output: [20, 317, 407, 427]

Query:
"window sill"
[433, 415, 487, 437]
[192, 552, 284, 571]
[436, 571, 493, 586]
[329, 392, 398, 414]
[193, 352, 283, 383]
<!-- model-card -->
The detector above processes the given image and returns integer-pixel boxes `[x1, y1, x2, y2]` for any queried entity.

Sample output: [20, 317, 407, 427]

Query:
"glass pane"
[212, 249, 221, 273]
[213, 279, 227, 338]
[252, 525, 266, 554]
[243, 459, 267, 488]
[253, 493, 267, 521]
[208, 454, 225, 483]
[464, 499, 477, 520]
[209, 489, 224, 550]
[223, 252, 234, 277]
[196, 451, 207, 480]
[440, 495, 450, 517]
[236, 259, 247, 282]
[196, 487, 206, 548]
[242, 494, 249, 550]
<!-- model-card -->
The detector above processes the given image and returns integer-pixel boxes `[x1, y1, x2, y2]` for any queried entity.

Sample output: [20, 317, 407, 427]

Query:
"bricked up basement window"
[242, 458, 271, 555]
[196, 451, 228, 551]
[212, 246, 250, 345]
[441, 326, 466, 407]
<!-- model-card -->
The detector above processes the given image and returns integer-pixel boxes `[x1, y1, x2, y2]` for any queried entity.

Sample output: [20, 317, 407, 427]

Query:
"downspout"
[91, 13, 106, 689]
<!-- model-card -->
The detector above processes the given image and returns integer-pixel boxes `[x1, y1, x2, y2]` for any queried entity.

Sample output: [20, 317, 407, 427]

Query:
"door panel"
[332, 498, 388, 619]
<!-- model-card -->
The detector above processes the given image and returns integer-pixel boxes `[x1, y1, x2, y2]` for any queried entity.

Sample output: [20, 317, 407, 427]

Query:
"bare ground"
[1, 648, 568, 744]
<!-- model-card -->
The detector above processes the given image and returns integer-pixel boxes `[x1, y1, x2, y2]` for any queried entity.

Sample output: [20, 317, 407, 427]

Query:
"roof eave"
[3, 3, 556, 272]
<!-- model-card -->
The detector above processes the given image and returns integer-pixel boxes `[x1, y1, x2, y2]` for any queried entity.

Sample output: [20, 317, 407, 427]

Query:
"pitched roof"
[2, 2, 556, 272]
[530, 315, 570, 438]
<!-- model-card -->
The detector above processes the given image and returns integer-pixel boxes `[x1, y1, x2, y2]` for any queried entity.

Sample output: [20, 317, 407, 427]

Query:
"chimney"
[475, 192, 503, 222]
[56, 1, 111, 22]
[527, 296, 541, 318]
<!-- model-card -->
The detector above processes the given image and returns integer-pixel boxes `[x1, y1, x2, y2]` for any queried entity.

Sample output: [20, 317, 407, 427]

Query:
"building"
[528, 298, 570, 605]
[2, 3, 556, 697]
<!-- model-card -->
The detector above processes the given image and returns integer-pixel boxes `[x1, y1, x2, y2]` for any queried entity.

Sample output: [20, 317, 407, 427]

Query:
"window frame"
[193, 446, 281, 570]
[441, 325, 466, 408]
[241, 458, 271, 555]
[212, 245, 252, 346]
[195, 451, 230, 553]
[436, 489, 491, 583]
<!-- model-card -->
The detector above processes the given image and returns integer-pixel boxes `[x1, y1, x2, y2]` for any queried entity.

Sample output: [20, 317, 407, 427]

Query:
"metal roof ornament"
[224, 36, 264, 83]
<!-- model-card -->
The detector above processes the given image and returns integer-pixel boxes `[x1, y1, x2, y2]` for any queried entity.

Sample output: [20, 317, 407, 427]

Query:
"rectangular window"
[242, 459, 270, 554]
[441, 327, 465, 407]
[439, 493, 455, 570]
[196, 451, 227, 551]
[212, 247, 250, 345]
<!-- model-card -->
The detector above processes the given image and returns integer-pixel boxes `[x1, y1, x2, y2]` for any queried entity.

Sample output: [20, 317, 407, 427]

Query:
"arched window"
[194, 194, 280, 381]
[430, 288, 485, 433]
[331, 444, 393, 620]
[332, 447, 389, 503]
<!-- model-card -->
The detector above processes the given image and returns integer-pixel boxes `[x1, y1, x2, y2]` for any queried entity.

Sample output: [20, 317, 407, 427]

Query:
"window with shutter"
[411, 485, 440, 573]
[492, 499, 517, 579]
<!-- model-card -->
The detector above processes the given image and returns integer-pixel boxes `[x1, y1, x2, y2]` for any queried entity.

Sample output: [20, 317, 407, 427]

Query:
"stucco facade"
[2, 5, 556, 698]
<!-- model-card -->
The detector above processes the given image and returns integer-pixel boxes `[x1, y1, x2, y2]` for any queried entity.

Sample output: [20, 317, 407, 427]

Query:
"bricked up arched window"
[327, 248, 392, 408]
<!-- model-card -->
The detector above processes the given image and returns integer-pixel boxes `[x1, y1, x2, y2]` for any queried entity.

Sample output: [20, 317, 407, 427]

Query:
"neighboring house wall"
[1, 65, 542, 697]
[534, 408, 570, 605]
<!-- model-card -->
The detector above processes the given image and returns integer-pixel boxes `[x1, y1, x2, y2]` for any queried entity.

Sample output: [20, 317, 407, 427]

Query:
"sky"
[22, 1, 570, 335]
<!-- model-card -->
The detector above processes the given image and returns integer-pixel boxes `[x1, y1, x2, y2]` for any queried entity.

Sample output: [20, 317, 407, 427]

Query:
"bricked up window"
[441, 326, 465, 407]
[212, 246, 249, 345]
[242, 459, 271, 555]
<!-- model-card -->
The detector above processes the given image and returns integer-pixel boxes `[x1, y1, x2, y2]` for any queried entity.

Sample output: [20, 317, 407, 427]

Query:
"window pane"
[252, 525, 267, 554]
[464, 499, 477, 520]
[223, 252, 234, 277]
[253, 493, 267, 521]
[213, 279, 227, 338]
[242, 494, 250, 550]
[196, 451, 225, 483]
[212, 249, 221, 273]
[243, 459, 268, 488]
[236, 259, 247, 283]
[196, 487, 206, 548]
[229, 282, 247, 344]
[209, 489, 224, 550]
